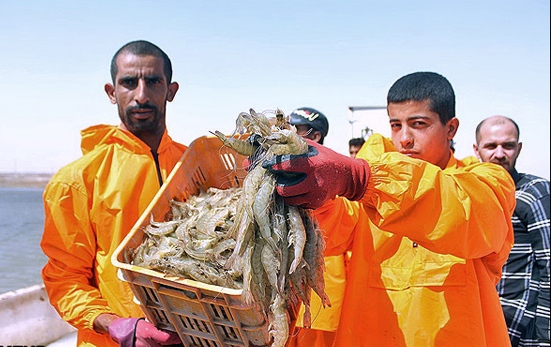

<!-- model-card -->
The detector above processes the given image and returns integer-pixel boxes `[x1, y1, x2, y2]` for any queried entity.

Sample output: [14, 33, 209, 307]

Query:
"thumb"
[136, 320, 181, 345]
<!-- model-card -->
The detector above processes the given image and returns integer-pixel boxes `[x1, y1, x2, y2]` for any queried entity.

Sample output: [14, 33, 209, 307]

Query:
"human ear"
[447, 118, 459, 139]
[167, 82, 179, 102]
[312, 131, 322, 144]
[104, 83, 117, 104]
[472, 143, 482, 160]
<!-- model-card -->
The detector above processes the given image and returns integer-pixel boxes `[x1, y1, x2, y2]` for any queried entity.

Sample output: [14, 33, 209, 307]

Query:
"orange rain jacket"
[289, 200, 360, 347]
[41, 124, 187, 346]
[318, 134, 516, 347]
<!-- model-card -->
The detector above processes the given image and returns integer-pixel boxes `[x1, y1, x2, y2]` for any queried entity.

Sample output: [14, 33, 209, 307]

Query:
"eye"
[390, 123, 401, 130]
[120, 78, 137, 88]
[411, 120, 427, 128]
[147, 78, 162, 86]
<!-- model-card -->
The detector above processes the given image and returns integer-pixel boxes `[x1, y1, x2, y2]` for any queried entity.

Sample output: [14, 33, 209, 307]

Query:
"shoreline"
[0, 173, 53, 189]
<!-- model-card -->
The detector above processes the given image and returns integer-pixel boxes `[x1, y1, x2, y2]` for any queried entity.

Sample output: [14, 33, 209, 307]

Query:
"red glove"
[262, 139, 371, 209]
[108, 317, 182, 347]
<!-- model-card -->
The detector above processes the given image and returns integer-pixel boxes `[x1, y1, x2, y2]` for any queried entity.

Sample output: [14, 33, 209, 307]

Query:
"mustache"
[126, 103, 158, 113]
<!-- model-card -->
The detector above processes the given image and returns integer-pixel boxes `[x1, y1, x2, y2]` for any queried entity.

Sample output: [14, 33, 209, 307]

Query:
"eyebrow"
[118, 73, 164, 80]
[483, 140, 516, 146]
[389, 115, 431, 122]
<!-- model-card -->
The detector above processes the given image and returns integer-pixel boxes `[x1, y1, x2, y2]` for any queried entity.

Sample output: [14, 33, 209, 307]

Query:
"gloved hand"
[262, 139, 371, 209]
[108, 317, 182, 347]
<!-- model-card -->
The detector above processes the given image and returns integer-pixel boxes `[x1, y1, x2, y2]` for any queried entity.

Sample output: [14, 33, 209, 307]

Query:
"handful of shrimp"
[213, 108, 329, 347]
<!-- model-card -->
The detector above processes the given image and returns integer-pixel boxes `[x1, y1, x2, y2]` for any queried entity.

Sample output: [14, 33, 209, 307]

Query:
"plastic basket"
[112, 135, 299, 347]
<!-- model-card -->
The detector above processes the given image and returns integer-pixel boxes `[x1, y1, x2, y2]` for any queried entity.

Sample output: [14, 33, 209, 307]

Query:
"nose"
[399, 128, 414, 149]
[134, 79, 149, 104]
[494, 145, 506, 159]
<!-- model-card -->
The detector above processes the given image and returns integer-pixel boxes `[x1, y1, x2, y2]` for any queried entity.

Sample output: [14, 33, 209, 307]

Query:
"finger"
[263, 155, 310, 173]
[151, 330, 181, 345]
[278, 193, 324, 210]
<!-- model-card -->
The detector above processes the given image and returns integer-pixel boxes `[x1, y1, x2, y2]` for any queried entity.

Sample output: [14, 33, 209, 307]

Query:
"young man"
[474, 115, 550, 346]
[41, 40, 186, 346]
[263, 72, 516, 346]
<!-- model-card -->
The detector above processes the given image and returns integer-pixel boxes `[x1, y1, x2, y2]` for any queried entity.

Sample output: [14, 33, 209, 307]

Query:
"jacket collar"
[80, 124, 172, 155]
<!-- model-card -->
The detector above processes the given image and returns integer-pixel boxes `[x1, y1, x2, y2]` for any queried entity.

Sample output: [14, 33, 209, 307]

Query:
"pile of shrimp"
[211, 108, 330, 347]
[131, 187, 244, 289]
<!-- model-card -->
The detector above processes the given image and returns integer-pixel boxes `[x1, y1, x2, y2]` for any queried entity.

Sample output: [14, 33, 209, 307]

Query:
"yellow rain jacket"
[41, 124, 187, 346]
[319, 134, 516, 347]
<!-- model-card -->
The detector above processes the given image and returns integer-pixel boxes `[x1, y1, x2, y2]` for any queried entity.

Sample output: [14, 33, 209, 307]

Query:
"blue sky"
[0, 0, 549, 179]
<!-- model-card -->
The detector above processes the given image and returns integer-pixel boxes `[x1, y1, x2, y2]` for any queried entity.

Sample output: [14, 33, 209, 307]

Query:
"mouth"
[127, 105, 157, 120]
[399, 151, 417, 157]
[131, 109, 154, 120]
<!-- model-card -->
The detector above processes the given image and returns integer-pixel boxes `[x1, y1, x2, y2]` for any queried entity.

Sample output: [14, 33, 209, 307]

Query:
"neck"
[120, 123, 165, 152]
[140, 131, 164, 153]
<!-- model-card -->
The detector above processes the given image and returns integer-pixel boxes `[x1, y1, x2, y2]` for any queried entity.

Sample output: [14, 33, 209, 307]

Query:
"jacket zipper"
[151, 150, 163, 187]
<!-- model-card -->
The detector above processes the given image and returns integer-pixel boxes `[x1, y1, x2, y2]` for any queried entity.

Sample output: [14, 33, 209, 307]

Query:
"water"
[0, 187, 47, 294]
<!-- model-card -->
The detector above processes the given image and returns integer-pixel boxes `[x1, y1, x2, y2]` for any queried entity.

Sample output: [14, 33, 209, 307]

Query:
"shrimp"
[241, 240, 255, 305]
[253, 175, 279, 253]
[273, 108, 291, 131]
[269, 292, 290, 347]
[287, 205, 307, 274]
[241, 164, 266, 221]
[211, 238, 237, 266]
[196, 207, 231, 237]
[144, 216, 180, 236]
[302, 214, 331, 308]
[223, 213, 254, 269]
[233, 111, 252, 135]
[210, 130, 256, 156]
[265, 129, 308, 155]
[273, 197, 289, 292]
[248, 108, 273, 137]
[251, 239, 269, 313]
[261, 243, 280, 293]
[289, 263, 312, 328]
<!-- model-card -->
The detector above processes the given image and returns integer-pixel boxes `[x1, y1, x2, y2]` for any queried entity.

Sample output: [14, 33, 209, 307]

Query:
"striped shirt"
[497, 169, 550, 346]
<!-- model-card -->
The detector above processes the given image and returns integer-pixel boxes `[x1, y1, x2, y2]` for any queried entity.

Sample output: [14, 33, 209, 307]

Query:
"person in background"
[285, 107, 348, 347]
[40, 40, 186, 346]
[289, 107, 329, 145]
[263, 71, 516, 346]
[348, 137, 365, 158]
[474, 115, 550, 347]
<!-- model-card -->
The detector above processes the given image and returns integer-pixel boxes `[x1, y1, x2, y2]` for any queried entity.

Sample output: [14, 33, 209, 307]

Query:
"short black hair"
[349, 137, 365, 147]
[110, 40, 173, 84]
[387, 71, 455, 124]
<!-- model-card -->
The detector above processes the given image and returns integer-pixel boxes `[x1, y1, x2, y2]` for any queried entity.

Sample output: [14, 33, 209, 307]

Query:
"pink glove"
[108, 318, 182, 347]
[262, 139, 371, 209]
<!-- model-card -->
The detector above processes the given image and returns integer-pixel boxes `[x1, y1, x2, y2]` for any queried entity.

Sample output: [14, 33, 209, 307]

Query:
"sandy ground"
[0, 173, 53, 188]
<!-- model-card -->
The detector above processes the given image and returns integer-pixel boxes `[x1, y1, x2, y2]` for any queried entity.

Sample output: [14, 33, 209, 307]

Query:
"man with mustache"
[41, 40, 186, 346]
[474, 116, 550, 346]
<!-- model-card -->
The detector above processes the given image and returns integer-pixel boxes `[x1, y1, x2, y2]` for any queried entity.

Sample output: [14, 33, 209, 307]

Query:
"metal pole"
[348, 120, 358, 138]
